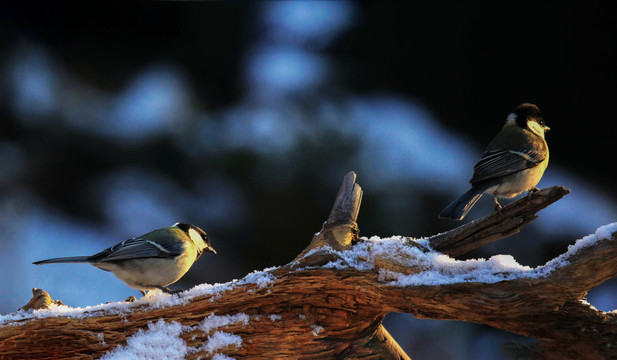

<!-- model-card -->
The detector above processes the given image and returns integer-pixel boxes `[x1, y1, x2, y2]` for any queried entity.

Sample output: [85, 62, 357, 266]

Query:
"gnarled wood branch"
[1, 172, 614, 360]
[427, 185, 570, 256]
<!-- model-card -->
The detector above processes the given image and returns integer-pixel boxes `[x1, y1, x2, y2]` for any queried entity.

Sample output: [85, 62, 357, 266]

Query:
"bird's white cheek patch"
[528, 120, 546, 138]
[188, 228, 207, 249]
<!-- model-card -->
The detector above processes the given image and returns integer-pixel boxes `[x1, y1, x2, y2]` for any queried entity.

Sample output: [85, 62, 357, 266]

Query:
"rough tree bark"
[1, 172, 615, 360]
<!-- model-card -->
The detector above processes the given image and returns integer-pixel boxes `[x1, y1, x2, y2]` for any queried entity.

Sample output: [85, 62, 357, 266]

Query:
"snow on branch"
[1, 172, 615, 360]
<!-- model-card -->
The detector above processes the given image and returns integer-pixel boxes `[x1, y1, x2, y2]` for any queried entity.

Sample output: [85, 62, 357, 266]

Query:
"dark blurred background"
[1, 2, 616, 359]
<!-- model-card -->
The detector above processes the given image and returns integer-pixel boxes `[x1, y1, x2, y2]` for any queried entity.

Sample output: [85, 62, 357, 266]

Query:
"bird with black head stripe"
[33, 223, 216, 295]
[439, 103, 550, 220]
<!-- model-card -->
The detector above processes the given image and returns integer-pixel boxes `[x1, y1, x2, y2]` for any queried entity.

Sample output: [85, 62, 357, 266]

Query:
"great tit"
[439, 103, 550, 220]
[33, 222, 216, 295]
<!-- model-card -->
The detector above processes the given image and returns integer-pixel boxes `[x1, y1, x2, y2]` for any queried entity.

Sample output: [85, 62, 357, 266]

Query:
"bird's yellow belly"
[489, 157, 549, 199]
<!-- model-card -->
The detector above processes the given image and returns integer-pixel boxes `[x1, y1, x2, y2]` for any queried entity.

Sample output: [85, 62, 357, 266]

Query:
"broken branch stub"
[296, 171, 363, 259]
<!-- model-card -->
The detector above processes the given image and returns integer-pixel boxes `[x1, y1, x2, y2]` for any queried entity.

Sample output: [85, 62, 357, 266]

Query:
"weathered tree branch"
[1, 172, 615, 360]
[428, 186, 570, 256]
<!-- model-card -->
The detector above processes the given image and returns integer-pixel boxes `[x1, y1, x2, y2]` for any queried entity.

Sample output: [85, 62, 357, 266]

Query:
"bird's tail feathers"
[33, 256, 91, 265]
[439, 185, 490, 220]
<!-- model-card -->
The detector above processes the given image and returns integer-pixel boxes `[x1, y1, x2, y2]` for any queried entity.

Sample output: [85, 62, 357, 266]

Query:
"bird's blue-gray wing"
[88, 237, 184, 262]
[470, 149, 546, 184]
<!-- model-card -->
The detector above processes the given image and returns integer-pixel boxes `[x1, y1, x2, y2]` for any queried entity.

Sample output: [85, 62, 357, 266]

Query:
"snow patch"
[299, 222, 617, 286]
[97, 332, 106, 345]
[200, 331, 243, 354]
[537, 222, 617, 276]
[199, 313, 250, 334]
[579, 299, 599, 312]
[100, 319, 186, 360]
[99, 313, 250, 360]
[268, 314, 282, 321]
[212, 354, 236, 360]
[311, 324, 324, 336]
[183, 266, 278, 301]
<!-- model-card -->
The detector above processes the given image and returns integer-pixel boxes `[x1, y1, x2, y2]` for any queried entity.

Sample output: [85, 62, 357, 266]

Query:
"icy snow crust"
[100, 313, 249, 360]
[0, 267, 276, 325]
[303, 222, 617, 286]
[1, 223, 615, 359]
